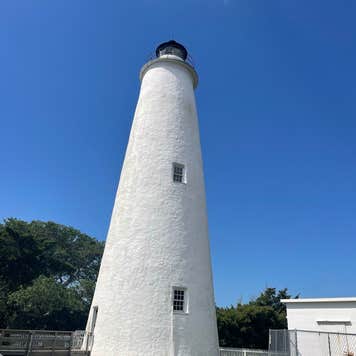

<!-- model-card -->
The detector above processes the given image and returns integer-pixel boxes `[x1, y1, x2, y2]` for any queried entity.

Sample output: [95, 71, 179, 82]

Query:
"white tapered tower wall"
[86, 46, 219, 356]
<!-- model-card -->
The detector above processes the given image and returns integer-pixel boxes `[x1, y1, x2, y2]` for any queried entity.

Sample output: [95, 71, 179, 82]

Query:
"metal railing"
[269, 329, 356, 356]
[0, 329, 92, 355]
[220, 348, 269, 356]
[146, 51, 195, 68]
[219, 348, 288, 356]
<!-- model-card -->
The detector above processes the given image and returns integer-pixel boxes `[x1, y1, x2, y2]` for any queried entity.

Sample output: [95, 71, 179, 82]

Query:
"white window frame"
[172, 287, 188, 314]
[172, 163, 186, 184]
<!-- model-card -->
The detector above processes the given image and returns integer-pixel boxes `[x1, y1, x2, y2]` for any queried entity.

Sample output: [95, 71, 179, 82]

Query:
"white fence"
[0, 329, 91, 355]
[220, 348, 269, 356]
[269, 329, 356, 356]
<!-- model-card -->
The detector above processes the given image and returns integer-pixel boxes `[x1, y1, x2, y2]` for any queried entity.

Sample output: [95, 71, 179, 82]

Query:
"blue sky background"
[1, 0, 355, 307]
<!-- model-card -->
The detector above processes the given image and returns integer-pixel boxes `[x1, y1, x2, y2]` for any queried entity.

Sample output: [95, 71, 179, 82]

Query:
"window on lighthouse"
[173, 288, 186, 312]
[173, 163, 185, 183]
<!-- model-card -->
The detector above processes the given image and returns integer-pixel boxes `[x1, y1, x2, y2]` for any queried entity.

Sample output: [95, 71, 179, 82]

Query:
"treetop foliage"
[0, 218, 104, 330]
[217, 287, 298, 349]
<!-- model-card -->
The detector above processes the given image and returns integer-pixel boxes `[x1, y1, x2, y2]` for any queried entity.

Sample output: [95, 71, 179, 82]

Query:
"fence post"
[327, 333, 332, 356]
[285, 328, 289, 354]
[26, 331, 33, 356]
[69, 332, 73, 356]
[51, 331, 57, 356]
[294, 329, 298, 356]
[268, 330, 271, 352]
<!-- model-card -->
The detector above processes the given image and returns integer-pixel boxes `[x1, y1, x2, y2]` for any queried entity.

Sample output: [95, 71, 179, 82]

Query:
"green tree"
[217, 287, 297, 349]
[0, 218, 104, 330]
[7, 276, 86, 330]
[0, 278, 9, 327]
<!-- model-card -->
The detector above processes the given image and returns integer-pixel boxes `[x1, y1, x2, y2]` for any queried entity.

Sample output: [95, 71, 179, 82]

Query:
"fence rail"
[269, 329, 356, 356]
[220, 348, 269, 356]
[219, 349, 288, 356]
[0, 329, 91, 355]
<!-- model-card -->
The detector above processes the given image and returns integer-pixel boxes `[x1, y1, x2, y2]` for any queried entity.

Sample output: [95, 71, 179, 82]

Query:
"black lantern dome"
[155, 40, 188, 61]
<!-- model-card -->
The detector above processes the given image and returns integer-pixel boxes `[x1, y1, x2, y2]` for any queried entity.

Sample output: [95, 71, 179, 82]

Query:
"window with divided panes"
[173, 288, 185, 312]
[173, 163, 185, 183]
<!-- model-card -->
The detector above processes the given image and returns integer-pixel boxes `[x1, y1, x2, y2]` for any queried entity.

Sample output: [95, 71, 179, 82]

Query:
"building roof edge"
[281, 297, 356, 304]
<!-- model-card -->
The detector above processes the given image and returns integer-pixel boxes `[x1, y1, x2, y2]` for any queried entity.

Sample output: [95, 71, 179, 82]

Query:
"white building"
[84, 41, 219, 356]
[282, 297, 356, 334]
[281, 298, 356, 356]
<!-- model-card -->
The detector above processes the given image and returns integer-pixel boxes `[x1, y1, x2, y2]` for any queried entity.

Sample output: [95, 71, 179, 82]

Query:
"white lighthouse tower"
[85, 40, 219, 356]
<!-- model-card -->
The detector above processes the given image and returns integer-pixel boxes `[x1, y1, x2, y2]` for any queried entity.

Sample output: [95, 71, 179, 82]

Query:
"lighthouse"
[85, 40, 219, 356]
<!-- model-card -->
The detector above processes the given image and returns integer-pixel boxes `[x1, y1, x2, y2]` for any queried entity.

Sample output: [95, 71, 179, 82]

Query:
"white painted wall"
[85, 53, 219, 356]
[283, 298, 356, 333]
[282, 298, 356, 355]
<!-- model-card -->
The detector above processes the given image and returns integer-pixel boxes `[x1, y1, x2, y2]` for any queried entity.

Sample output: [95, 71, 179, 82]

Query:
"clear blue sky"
[1, 0, 355, 307]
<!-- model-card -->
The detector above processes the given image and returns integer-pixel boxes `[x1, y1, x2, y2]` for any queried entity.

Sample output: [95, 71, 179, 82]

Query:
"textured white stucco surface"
[86, 56, 219, 355]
